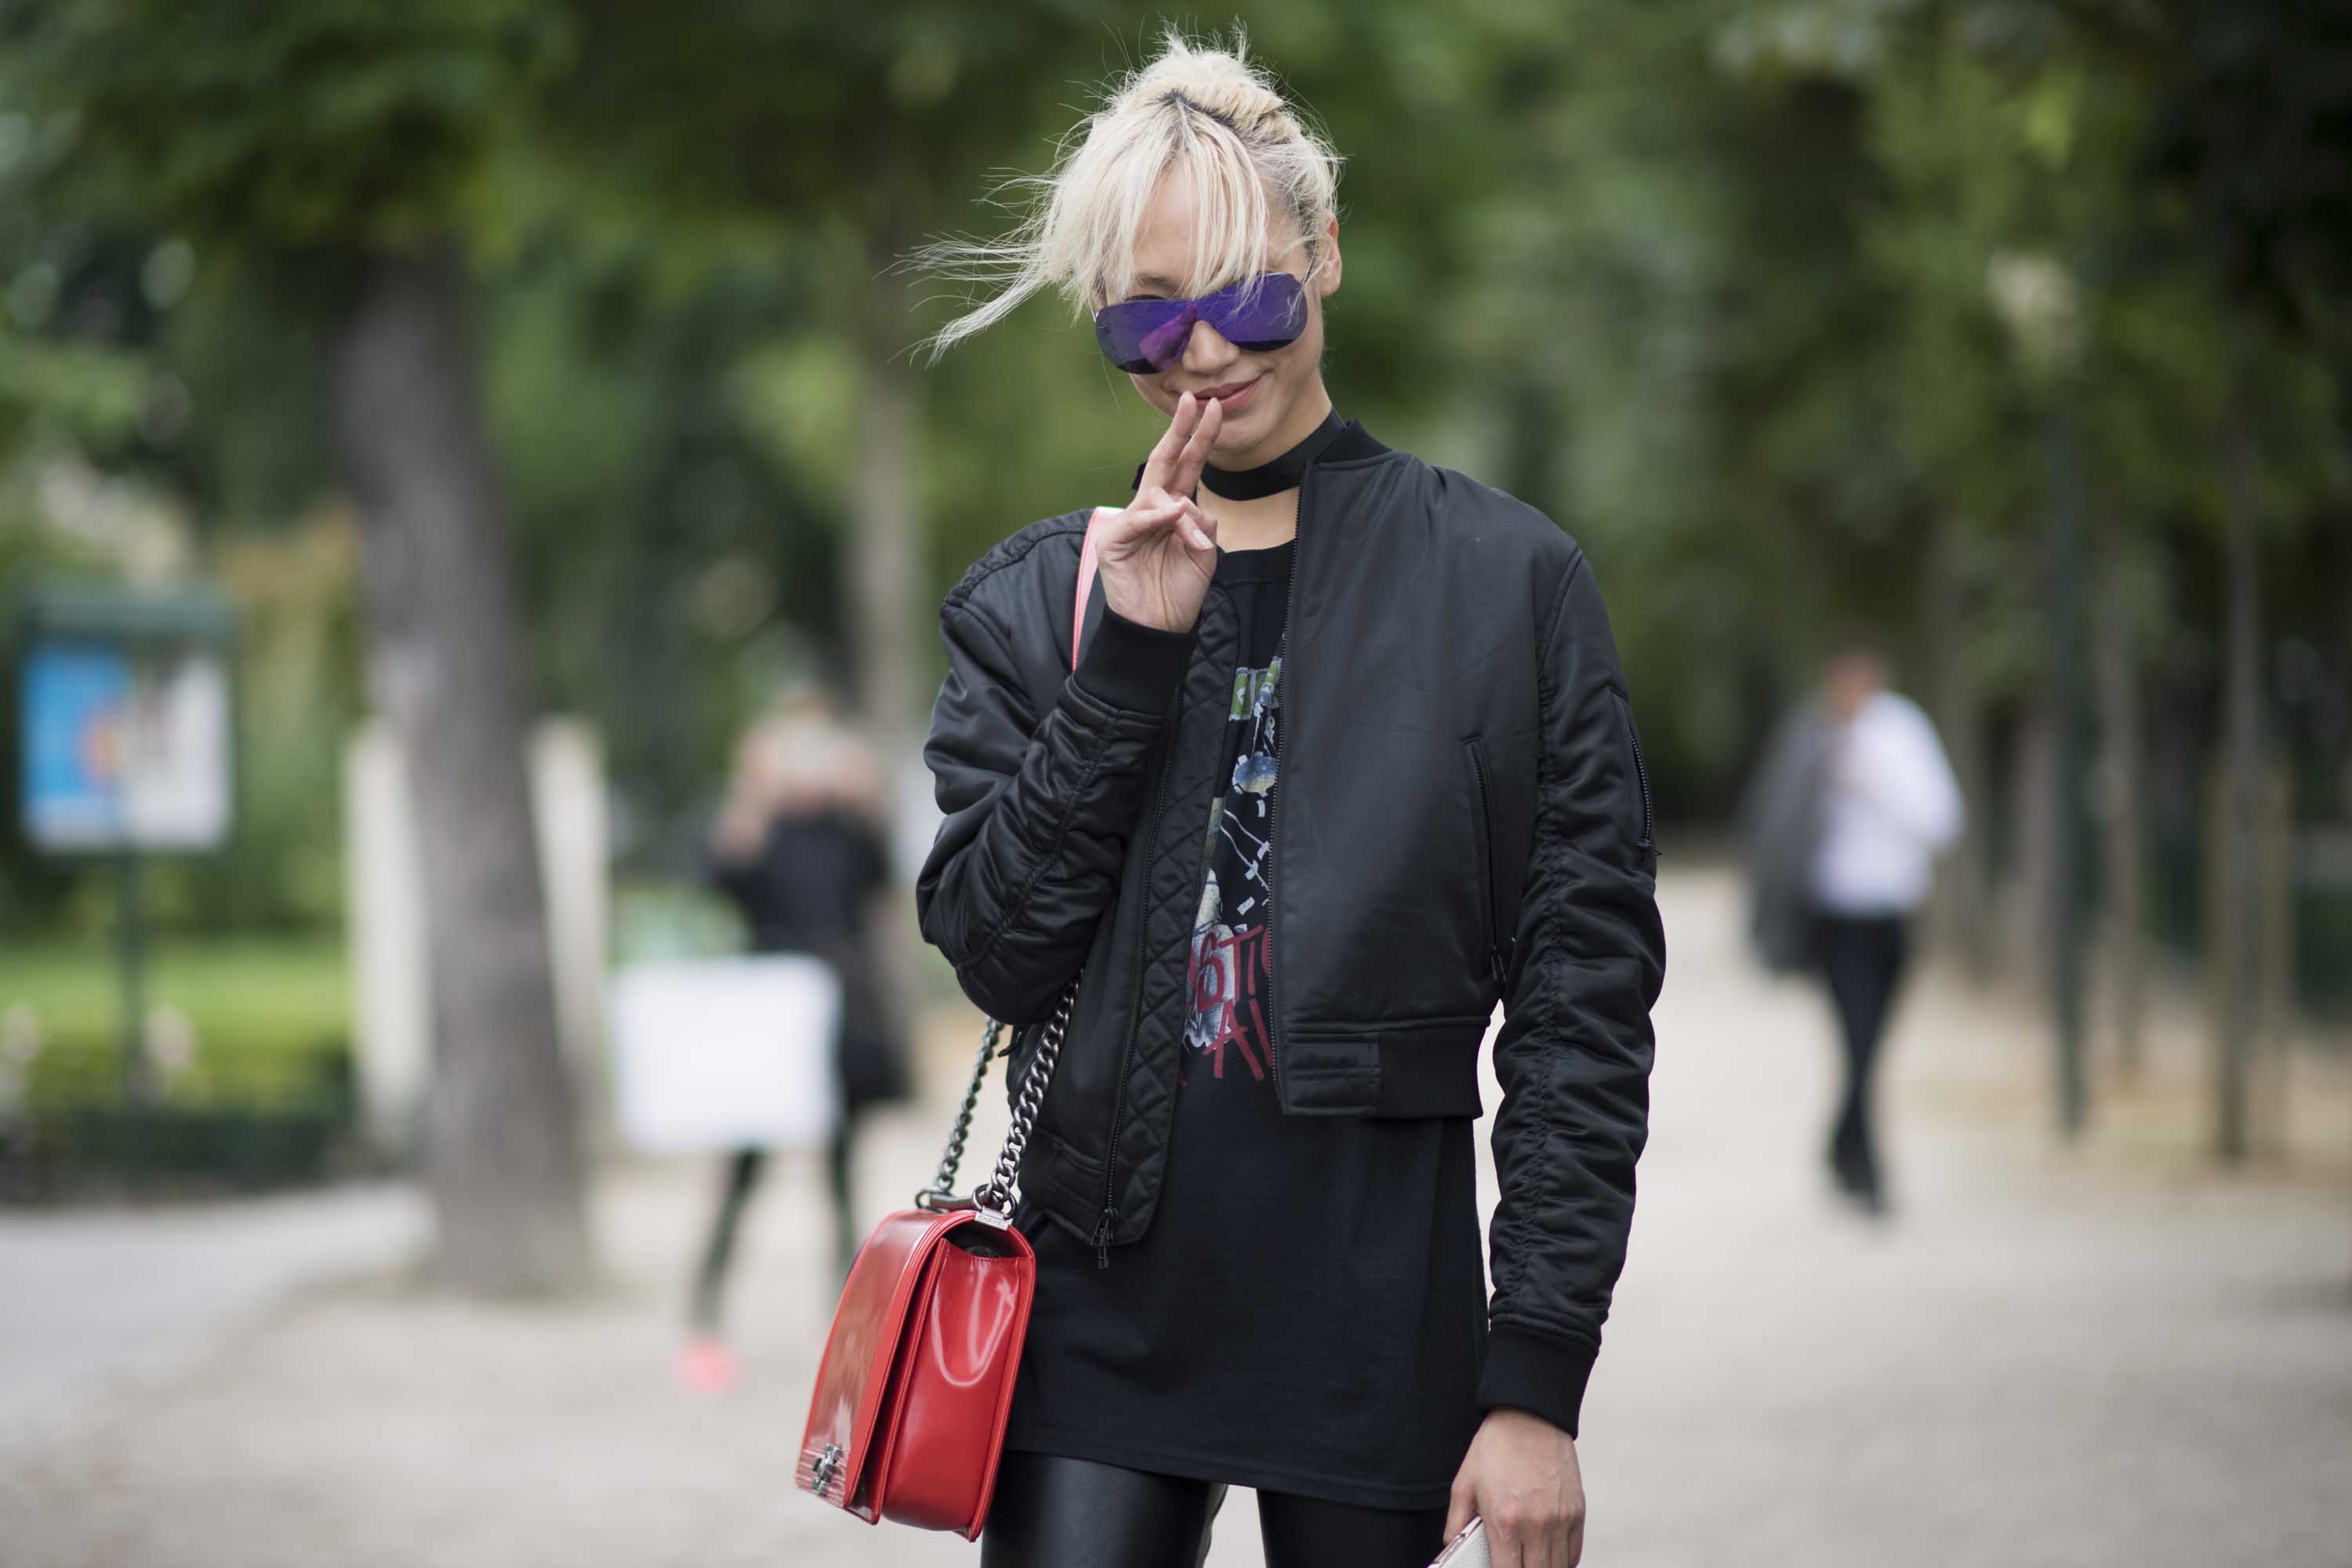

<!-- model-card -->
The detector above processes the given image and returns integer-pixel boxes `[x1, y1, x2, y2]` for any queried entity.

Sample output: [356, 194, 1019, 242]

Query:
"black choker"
[1200, 409, 1348, 500]
[1131, 409, 1350, 501]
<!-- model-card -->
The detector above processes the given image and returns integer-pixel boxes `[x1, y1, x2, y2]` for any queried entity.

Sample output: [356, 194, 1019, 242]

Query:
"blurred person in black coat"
[679, 685, 911, 1391]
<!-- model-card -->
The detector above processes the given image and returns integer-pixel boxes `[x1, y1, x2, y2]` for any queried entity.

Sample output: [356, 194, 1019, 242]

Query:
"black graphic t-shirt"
[1003, 536, 1490, 1511]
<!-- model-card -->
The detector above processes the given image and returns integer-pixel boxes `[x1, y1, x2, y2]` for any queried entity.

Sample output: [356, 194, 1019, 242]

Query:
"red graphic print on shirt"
[1186, 919, 1272, 1080]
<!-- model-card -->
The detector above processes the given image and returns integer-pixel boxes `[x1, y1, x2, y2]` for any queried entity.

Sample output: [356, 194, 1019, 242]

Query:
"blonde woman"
[914, 31, 1664, 1568]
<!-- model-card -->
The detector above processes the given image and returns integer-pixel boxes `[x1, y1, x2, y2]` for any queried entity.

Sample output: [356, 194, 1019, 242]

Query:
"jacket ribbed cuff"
[1475, 1324, 1597, 1440]
[1072, 600, 1195, 714]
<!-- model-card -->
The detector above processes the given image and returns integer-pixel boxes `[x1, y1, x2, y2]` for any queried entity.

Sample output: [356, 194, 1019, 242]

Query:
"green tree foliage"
[3, 0, 2344, 999]
[13, 0, 566, 246]
[9, 0, 594, 1286]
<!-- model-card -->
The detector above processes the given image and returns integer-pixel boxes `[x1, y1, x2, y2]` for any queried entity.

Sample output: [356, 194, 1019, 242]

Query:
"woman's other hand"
[1445, 1407, 1586, 1567]
[1097, 391, 1222, 633]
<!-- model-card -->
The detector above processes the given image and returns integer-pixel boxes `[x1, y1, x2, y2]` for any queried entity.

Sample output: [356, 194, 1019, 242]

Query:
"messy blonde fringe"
[912, 25, 1343, 362]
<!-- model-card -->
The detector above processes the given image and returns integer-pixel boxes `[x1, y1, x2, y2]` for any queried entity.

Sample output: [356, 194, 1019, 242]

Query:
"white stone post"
[346, 719, 430, 1154]
[347, 716, 608, 1156]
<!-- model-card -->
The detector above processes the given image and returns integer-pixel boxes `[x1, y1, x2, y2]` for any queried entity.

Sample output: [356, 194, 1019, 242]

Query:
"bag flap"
[797, 1207, 964, 1504]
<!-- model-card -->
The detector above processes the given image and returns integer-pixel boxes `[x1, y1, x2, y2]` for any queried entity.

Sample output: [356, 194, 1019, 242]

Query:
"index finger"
[1138, 393, 1201, 495]
[1166, 395, 1223, 498]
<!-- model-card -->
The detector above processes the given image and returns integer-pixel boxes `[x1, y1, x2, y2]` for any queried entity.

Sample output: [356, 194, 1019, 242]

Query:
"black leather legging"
[980, 1449, 1450, 1568]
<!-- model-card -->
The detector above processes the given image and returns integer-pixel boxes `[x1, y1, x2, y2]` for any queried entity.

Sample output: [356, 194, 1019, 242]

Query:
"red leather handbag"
[797, 509, 1117, 1538]
[794, 987, 1073, 1537]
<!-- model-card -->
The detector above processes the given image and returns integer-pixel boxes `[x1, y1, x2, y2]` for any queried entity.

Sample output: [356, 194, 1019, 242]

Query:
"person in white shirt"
[1803, 648, 1962, 1214]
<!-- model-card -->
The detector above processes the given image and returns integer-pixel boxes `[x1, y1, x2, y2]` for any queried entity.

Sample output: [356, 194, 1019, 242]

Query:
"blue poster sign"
[23, 641, 132, 848]
[20, 633, 230, 852]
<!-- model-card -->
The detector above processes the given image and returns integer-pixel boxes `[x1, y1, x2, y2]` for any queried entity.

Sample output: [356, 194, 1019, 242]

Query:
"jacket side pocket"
[1610, 688, 1657, 858]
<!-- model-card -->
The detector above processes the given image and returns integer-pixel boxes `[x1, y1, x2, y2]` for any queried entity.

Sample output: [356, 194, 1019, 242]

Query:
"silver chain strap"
[924, 1018, 1000, 1200]
[914, 979, 1076, 1221]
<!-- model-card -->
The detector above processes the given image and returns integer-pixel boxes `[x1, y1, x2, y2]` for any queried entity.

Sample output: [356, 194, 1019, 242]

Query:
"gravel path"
[0, 1183, 423, 1468]
[4, 867, 2346, 1567]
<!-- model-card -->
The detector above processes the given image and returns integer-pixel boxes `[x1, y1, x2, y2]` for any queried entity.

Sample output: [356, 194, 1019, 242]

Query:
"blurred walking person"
[680, 685, 911, 1392]
[1744, 648, 1962, 1215]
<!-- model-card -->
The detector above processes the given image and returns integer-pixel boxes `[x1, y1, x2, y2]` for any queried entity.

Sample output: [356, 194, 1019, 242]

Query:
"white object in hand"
[1428, 1515, 1489, 1567]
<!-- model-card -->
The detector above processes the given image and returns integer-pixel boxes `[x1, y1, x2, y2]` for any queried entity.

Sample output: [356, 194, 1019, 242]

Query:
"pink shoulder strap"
[1072, 506, 1119, 672]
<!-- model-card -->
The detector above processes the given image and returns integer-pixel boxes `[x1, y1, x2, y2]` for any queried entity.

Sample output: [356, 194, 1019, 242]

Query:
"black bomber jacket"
[914, 420, 1666, 1439]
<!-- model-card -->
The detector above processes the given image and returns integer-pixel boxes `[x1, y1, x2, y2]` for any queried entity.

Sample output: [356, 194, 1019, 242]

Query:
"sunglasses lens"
[1134, 309, 1198, 369]
[1092, 273, 1308, 371]
[1094, 299, 1190, 373]
[1203, 273, 1308, 352]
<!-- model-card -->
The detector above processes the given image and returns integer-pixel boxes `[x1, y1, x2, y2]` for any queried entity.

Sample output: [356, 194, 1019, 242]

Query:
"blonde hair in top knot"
[913, 25, 1343, 361]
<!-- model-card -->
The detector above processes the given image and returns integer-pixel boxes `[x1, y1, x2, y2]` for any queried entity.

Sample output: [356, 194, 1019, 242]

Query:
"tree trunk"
[2005, 707, 2054, 985]
[2214, 368, 2264, 1166]
[851, 230, 925, 794]
[1925, 515, 1993, 979]
[2092, 527, 2147, 1082]
[334, 243, 591, 1294]
[2045, 405, 2092, 1137]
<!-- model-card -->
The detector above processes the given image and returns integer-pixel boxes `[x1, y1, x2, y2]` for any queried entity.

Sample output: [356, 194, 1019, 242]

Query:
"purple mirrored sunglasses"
[1092, 271, 1308, 374]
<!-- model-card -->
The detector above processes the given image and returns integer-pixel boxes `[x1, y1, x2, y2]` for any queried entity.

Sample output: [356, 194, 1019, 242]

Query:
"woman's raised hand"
[1096, 393, 1222, 634]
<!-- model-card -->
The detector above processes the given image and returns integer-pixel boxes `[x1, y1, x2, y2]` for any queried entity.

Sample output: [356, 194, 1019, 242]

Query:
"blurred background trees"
[2, 0, 2345, 1261]
[5, 0, 590, 1290]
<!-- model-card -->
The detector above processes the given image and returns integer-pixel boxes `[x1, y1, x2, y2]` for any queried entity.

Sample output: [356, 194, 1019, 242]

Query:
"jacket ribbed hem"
[1475, 1324, 1596, 1439]
[1073, 600, 1196, 713]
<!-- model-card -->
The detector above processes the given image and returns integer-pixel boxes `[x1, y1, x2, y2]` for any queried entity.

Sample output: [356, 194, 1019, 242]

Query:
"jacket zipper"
[1617, 690, 1656, 850]
[1464, 735, 1508, 987]
[1094, 702, 1178, 1268]
[1265, 468, 1307, 1108]
[1095, 467, 1310, 1266]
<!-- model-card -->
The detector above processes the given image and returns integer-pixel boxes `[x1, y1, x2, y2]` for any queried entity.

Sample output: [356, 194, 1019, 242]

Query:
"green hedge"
[0, 939, 358, 1197]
